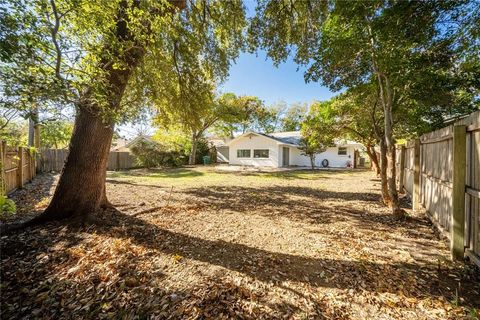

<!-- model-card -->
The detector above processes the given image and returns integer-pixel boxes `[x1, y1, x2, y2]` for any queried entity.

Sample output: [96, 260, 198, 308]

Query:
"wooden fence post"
[116, 152, 121, 171]
[412, 139, 421, 211]
[0, 141, 5, 196]
[452, 125, 467, 260]
[17, 146, 24, 189]
[398, 145, 406, 193]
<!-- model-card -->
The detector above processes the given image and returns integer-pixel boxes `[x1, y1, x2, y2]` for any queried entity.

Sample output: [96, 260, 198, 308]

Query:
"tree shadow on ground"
[93, 209, 479, 303]
[105, 179, 168, 189]
[181, 185, 392, 228]
[2, 208, 479, 318]
[213, 168, 369, 180]
[1, 219, 331, 319]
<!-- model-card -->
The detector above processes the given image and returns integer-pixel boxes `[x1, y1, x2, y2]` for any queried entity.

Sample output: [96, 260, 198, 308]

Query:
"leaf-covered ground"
[1, 167, 479, 319]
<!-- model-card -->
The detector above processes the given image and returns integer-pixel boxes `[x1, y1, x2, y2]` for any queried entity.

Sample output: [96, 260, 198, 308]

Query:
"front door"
[282, 147, 289, 167]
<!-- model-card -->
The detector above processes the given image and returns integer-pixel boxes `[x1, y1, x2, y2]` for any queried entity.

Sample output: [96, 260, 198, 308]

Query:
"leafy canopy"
[1, 0, 247, 126]
[299, 101, 337, 159]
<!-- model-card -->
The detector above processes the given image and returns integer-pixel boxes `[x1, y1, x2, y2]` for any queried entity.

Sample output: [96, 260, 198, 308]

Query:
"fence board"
[397, 110, 480, 265]
[40, 149, 139, 172]
[1, 143, 37, 195]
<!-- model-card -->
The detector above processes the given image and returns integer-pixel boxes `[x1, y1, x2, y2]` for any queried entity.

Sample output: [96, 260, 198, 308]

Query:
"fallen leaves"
[1, 168, 479, 319]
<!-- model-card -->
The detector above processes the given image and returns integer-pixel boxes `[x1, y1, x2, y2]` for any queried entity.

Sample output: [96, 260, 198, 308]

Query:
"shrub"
[194, 138, 211, 164]
[130, 140, 188, 168]
[0, 196, 16, 217]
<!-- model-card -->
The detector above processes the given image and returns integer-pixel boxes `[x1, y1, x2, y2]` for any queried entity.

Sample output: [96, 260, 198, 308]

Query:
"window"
[338, 147, 347, 155]
[254, 149, 269, 158]
[237, 149, 251, 158]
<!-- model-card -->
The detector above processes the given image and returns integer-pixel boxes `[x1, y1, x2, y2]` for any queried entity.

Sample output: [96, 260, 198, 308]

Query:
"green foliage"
[40, 120, 73, 149]
[0, 120, 27, 146]
[193, 138, 210, 164]
[299, 101, 337, 169]
[254, 101, 285, 133]
[0, 196, 16, 217]
[152, 126, 210, 165]
[329, 83, 383, 145]
[251, 0, 479, 137]
[2, 0, 247, 128]
[281, 103, 308, 131]
[152, 126, 191, 154]
[130, 139, 187, 168]
[213, 94, 266, 136]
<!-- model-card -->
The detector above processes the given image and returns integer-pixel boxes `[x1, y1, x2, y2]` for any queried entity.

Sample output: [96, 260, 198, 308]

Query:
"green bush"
[0, 196, 16, 217]
[130, 140, 188, 168]
[194, 138, 211, 164]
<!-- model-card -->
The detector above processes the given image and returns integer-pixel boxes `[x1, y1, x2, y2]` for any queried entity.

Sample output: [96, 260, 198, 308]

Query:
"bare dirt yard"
[1, 167, 479, 319]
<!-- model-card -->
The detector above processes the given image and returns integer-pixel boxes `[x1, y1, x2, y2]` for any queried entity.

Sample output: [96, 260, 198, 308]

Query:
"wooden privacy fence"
[396, 110, 480, 266]
[40, 149, 138, 172]
[0, 141, 37, 195]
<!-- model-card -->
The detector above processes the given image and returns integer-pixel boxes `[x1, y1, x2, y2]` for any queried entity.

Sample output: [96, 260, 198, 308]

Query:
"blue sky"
[118, 51, 337, 138]
[219, 50, 336, 106]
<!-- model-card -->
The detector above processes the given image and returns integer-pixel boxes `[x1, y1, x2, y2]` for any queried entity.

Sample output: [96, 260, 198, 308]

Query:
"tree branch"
[49, 0, 63, 81]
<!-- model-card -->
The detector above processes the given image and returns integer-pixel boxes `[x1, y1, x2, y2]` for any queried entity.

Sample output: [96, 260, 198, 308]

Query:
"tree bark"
[189, 133, 198, 165]
[32, 1, 147, 223]
[35, 107, 114, 222]
[379, 138, 391, 206]
[365, 144, 380, 176]
[382, 78, 402, 215]
[309, 155, 315, 171]
[366, 21, 401, 215]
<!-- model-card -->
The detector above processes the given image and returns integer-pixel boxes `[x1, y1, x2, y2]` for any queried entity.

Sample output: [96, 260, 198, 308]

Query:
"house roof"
[227, 131, 363, 148]
[125, 135, 155, 148]
[226, 132, 299, 147]
[264, 131, 302, 145]
[110, 138, 129, 151]
[206, 136, 231, 148]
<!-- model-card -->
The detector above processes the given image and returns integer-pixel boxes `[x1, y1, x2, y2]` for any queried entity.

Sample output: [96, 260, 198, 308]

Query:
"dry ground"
[1, 167, 479, 319]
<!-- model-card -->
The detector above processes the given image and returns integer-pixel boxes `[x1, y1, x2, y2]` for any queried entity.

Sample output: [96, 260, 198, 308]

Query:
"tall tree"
[212, 94, 274, 137]
[2, 0, 247, 223]
[251, 0, 476, 215]
[155, 93, 253, 164]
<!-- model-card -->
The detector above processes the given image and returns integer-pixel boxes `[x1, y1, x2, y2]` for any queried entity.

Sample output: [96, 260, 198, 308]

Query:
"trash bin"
[202, 155, 211, 165]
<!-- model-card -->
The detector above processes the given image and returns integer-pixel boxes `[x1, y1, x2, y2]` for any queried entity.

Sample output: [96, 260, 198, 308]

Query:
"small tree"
[281, 103, 308, 132]
[299, 101, 337, 170]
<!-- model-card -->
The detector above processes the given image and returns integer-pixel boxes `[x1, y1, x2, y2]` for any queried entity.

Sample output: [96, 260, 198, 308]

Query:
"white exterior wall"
[290, 146, 356, 168]
[228, 134, 281, 167]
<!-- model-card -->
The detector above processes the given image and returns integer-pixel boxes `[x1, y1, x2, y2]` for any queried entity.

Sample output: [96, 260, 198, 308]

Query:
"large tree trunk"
[365, 144, 380, 176]
[382, 79, 402, 215]
[33, 3, 146, 223]
[379, 138, 391, 206]
[36, 107, 114, 222]
[189, 134, 198, 165]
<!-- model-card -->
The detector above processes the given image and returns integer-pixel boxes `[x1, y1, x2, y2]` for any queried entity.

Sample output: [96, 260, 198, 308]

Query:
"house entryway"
[282, 147, 290, 167]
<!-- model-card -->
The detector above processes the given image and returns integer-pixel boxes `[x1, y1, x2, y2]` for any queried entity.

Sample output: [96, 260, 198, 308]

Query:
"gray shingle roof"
[260, 131, 302, 146]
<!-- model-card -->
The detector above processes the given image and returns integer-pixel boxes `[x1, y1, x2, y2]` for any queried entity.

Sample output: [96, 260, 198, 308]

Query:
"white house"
[226, 131, 362, 168]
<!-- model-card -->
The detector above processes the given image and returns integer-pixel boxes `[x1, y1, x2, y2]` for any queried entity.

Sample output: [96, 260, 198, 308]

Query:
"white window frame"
[253, 149, 269, 158]
[237, 149, 251, 158]
[338, 147, 347, 155]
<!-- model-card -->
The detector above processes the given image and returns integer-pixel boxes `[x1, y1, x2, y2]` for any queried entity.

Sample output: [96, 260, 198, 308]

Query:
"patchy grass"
[107, 166, 355, 188]
[1, 167, 479, 319]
